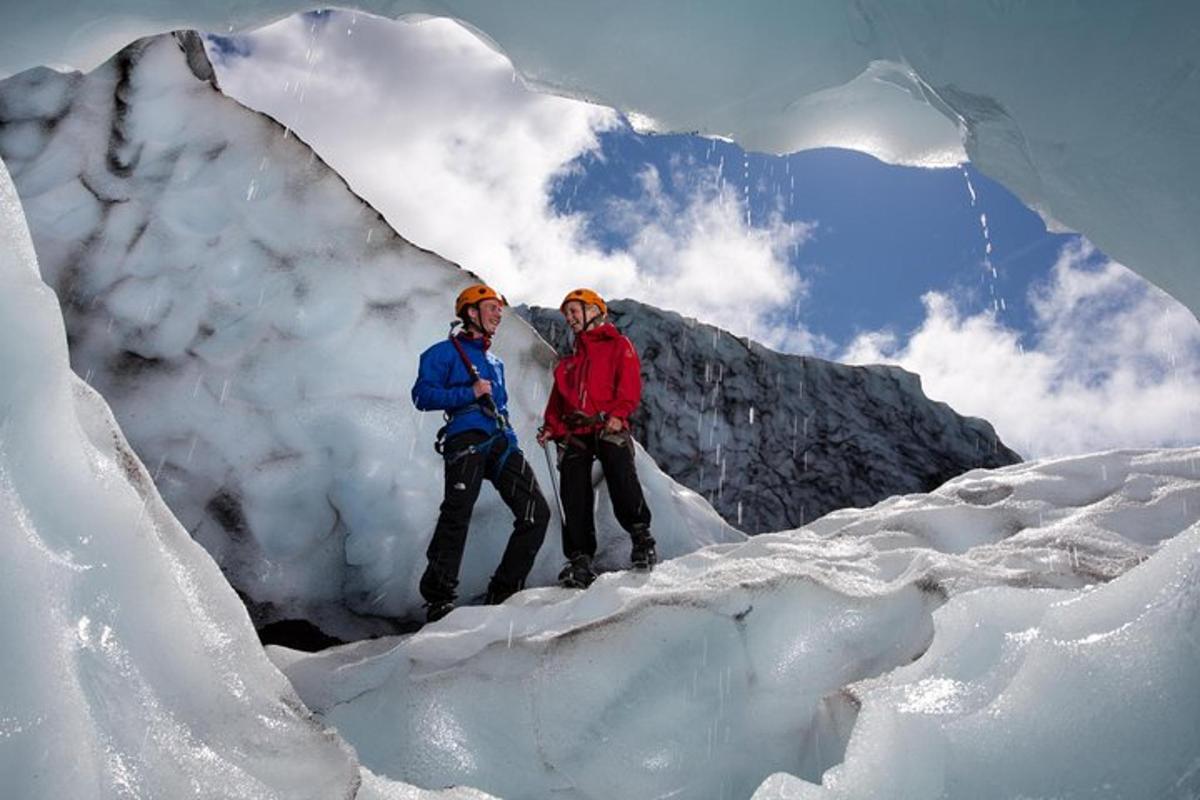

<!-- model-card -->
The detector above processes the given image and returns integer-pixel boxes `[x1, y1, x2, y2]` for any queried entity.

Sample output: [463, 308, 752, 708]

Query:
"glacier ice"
[273, 448, 1200, 799]
[1, 5, 1199, 799]
[756, 522, 1200, 797]
[0, 150, 363, 800]
[0, 3, 1198, 323]
[0, 80, 518, 800]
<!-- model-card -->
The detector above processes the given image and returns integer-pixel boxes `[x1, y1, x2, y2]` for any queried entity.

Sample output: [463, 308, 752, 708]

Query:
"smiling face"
[471, 298, 503, 335]
[563, 301, 595, 333]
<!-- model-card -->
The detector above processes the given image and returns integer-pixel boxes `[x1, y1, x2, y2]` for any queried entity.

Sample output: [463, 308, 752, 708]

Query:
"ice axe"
[539, 429, 566, 527]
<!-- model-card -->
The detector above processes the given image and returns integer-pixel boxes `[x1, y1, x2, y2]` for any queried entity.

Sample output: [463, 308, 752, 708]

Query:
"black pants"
[559, 430, 652, 559]
[420, 430, 550, 605]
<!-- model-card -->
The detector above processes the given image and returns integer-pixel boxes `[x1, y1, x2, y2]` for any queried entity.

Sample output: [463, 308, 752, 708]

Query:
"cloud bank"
[843, 241, 1200, 458]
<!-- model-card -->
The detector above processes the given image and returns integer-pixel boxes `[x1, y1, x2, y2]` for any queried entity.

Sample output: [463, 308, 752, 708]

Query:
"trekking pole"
[540, 434, 566, 525]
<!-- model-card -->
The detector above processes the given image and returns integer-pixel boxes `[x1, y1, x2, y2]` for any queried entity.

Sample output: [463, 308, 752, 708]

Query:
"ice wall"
[0, 151, 362, 800]
[0, 3, 1197, 321]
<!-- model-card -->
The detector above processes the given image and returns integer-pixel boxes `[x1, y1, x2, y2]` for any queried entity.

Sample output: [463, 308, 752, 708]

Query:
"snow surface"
[0, 34, 739, 638]
[0, 3, 1197, 323]
[521, 299, 1020, 534]
[272, 448, 1200, 799]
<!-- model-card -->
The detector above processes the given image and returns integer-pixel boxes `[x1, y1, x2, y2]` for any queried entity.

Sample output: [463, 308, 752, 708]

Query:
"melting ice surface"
[273, 449, 1200, 799]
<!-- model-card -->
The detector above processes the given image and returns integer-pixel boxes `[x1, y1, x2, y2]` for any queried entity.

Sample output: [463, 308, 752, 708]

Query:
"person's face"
[563, 301, 587, 333]
[473, 298, 503, 335]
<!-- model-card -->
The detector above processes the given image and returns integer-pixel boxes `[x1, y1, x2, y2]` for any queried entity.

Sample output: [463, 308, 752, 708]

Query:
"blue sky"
[550, 131, 1072, 350]
[208, 11, 1200, 457]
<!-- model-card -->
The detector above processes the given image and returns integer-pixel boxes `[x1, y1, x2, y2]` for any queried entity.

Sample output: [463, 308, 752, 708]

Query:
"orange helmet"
[455, 283, 505, 317]
[560, 288, 607, 317]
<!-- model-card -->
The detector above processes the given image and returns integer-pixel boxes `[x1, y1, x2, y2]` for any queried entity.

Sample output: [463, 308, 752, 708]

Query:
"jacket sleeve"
[542, 365, 569, 438]
[411, 344, 475, 411]
[607, 336, 642, 420]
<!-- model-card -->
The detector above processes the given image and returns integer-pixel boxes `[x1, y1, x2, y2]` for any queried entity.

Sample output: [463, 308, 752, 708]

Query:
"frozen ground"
[272, 448, 1200, 800]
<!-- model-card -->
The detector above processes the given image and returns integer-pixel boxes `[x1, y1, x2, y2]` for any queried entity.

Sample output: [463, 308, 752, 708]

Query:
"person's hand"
[536, 427, 552, 446]
[472, 379, 492, 398]
[604, 416, 624, 434]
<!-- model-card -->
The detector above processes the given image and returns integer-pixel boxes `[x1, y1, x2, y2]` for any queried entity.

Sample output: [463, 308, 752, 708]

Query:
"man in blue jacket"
[411, 283, 550, 623]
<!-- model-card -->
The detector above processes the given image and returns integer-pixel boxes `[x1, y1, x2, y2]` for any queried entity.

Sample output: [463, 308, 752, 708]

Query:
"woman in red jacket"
[537, 288, 656, 587]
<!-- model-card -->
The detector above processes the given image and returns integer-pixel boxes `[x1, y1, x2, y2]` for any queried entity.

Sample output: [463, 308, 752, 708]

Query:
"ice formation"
[522, 299, 1020, 533]
[0, 143, 364, 800]
[0, 3, 1197, 322]
[0, 34, 738, 638]
[273, 448, 1200, 799]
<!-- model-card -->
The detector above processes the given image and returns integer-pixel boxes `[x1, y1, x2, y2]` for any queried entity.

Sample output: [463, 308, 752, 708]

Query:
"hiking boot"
[630, 529, 657, 572]
[557, 554, 596, 589]
[485, 578, 523, 605]
[424, 601, 454, 623]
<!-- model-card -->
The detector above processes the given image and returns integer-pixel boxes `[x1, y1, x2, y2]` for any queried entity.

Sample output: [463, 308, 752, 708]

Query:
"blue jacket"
[412, 335, 518, 446]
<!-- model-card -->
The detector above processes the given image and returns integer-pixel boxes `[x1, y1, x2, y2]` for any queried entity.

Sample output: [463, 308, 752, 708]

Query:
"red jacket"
[543, 322, 642, 438]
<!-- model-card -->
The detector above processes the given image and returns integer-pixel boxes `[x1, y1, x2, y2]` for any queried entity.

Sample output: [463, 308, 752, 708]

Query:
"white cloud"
[842, 241, 1200, 458]
[596, 163, 816, 344]
[209, 12, 819, 350]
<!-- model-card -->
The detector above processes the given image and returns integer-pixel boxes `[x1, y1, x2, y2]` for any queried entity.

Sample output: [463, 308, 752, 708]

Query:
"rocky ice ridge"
[1, 3, 1198, 323]
[0, 33, 739, 641]
[272, 447, 1200, 800]
[520, 299, 1021, 534]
